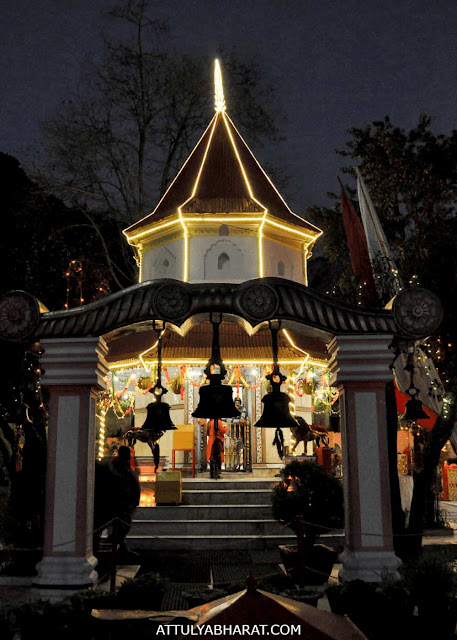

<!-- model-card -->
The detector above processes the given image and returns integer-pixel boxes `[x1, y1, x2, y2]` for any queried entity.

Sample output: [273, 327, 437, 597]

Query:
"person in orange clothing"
[202, 418, 228, 479]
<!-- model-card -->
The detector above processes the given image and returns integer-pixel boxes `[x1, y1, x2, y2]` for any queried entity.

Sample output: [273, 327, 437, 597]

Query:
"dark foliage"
[271, 460, 344, 545]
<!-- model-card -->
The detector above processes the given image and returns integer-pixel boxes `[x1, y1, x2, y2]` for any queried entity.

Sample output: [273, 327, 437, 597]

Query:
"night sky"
[2, 0, 457, 210]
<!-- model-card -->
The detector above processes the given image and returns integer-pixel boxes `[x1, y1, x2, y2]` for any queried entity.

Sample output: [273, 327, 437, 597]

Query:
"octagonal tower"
[124, 60, 322, 285]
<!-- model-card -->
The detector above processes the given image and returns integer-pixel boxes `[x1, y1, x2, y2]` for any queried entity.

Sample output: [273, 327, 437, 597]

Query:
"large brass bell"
[141, 321, 176, 431]
[142, 399, 177, 431]
[192, 318, 240, 419]
[193, 381, 240, 419]
[255, 321, 299, 430]
[255, 388, 300, 429]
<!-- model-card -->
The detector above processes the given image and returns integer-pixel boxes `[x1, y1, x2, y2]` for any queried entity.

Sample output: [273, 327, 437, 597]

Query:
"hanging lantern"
[255, 322, 299, 430]
[192, 317, 240, 419]
[400, 351, 430, 423]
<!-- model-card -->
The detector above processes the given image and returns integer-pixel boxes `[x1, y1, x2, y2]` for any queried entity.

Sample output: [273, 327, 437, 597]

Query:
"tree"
[0, 153, 114, 308]
[307, 115, 457, 554]
[37, 0, 284, 285]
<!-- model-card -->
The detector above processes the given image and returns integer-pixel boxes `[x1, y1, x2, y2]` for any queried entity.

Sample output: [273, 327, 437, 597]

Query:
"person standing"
[204, 418, 228, 479]
[109, 445, 141, 552]
[225, 397, 247, 470]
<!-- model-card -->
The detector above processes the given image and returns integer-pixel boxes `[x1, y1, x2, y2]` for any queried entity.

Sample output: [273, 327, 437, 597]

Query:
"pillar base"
[339, 549, 401, 583]
[32, 555, 98, 601]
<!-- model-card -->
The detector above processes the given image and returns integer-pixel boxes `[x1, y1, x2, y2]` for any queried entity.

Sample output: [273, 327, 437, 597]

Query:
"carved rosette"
[239, 284, 279, 320]
[392, 287, 442, 339]
[0, 291, 40, 342]
[153, 284, 191, 320]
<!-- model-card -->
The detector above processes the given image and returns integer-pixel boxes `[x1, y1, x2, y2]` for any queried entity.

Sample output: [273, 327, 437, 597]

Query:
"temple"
[9, 59, 434, 597]
[104, 60, 335, 476]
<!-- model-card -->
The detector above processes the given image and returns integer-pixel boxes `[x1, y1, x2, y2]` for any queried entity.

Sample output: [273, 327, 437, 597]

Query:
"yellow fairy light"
[282, 329, 310, 361]
[264, 218, 318, 241]
[139, 327, 165, 372]
[107, 356, 328, 371]
[258, 212, 267, 277]
[124, 218, 180, 242]
[97, 406, 107, 460]
[183, 215, 263, 223]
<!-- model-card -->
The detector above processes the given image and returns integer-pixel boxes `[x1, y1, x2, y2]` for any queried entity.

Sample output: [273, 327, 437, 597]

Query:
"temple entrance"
[100, 317, 328, 479]
[1, 276, 429, 596]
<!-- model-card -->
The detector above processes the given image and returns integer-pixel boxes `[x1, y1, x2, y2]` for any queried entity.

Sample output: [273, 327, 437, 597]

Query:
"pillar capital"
[40, 336, 109, 387]
[328, 334, 393, 386]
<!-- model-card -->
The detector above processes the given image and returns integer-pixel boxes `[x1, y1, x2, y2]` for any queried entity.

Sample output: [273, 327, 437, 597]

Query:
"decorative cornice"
[31, 278, 398, 341]
[40, 337, 109, 387]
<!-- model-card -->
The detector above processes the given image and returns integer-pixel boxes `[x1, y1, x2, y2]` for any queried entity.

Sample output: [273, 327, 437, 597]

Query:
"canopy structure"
[187, 583, 367, 640]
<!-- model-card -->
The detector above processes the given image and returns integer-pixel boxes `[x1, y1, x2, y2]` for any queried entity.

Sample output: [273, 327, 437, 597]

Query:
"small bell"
[401, 397, 430, 422]
[400, 370, 430, 422]
[192, 318, 240, 419]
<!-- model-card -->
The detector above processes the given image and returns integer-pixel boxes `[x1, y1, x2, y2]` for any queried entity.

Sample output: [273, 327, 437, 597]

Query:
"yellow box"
[448, 468, 457, 501]
[155, 470, 182, 505]
[173, 425, 194, 450]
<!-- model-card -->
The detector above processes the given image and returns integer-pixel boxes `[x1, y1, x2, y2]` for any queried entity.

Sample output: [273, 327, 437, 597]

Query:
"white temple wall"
[141, 240, 184, 282]
[261, 239, 305, 284]
[189, 235, 258, 282]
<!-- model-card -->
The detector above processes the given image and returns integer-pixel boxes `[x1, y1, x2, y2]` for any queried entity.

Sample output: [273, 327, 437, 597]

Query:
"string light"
[65, 259, 83, 309]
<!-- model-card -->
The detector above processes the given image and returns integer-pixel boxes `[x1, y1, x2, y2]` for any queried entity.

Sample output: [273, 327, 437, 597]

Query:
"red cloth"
[206, 419, 228, 462]
[339, 177, 377, 305]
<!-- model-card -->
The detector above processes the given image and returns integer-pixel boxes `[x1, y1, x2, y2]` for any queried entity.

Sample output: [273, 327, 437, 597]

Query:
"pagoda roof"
[124, 110, 321, 237]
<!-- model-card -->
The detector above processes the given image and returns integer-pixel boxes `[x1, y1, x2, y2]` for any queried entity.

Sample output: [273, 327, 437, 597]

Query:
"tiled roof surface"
[106, 321, 327, 364]
[124, 112, 320, 235]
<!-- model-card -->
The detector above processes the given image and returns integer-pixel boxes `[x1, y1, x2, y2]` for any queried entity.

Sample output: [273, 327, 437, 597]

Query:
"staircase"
[127, 476, 297, 550]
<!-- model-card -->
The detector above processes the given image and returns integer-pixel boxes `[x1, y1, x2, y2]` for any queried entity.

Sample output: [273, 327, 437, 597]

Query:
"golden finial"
[214, 59, 226, 113]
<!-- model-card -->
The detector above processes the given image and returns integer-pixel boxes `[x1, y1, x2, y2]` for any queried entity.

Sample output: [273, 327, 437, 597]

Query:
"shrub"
[271, 460, 344, 545]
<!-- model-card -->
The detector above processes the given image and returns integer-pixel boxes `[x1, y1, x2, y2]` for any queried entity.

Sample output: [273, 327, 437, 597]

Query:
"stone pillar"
[32, 337, 108, 601]
[328, 334, 401, 582]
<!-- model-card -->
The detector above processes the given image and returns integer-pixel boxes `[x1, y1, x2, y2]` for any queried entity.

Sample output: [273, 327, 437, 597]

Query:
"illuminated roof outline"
[124, 62, 321, 238]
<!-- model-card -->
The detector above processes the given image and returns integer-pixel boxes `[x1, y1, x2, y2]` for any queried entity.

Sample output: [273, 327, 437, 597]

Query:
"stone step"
[181, 489, 272, 505]
[130, 519, 287, 537]
[126, 532, 344, 551]
[135, 504, 273, 520]
[180, 478, 279, 492]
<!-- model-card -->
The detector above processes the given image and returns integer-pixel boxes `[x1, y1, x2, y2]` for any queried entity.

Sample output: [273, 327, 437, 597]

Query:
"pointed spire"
[214, 59, 226, 113]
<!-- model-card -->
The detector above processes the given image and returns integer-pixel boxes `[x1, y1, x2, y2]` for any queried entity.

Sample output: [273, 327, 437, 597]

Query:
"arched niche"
[151, 247, 177, 279]
[204, 239, 245, 281]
